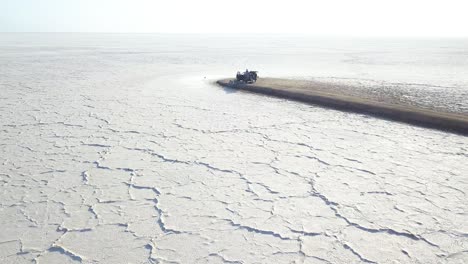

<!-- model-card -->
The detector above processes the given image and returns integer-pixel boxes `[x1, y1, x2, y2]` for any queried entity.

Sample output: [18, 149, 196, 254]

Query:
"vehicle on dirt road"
[236, 70, 258, 83]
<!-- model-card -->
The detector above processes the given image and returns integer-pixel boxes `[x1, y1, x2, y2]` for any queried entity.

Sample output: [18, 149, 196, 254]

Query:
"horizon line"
[1, 32, 468, 39]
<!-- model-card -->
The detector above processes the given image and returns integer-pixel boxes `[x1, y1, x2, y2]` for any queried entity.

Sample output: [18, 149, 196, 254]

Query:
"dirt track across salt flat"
[217, 78, 468, 135]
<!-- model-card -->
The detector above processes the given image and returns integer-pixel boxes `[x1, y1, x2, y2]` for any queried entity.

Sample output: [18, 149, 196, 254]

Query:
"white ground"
[1, 34, 467, 264]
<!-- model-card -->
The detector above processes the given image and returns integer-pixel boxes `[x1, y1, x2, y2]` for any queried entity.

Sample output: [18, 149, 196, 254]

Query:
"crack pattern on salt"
[1, 42, 467, 264]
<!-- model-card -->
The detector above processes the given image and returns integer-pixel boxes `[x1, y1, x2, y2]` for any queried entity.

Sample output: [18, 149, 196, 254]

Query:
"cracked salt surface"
[1, 34, 468, 263]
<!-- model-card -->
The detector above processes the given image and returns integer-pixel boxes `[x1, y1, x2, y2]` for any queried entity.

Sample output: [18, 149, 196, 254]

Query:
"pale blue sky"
[1, 0, 467, 36]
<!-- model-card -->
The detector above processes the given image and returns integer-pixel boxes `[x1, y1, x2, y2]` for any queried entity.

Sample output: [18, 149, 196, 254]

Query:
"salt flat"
[1, 34, 467, 263]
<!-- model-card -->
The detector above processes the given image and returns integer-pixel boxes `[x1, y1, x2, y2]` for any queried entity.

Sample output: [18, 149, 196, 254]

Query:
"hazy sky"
[1, 0, 467, 37]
